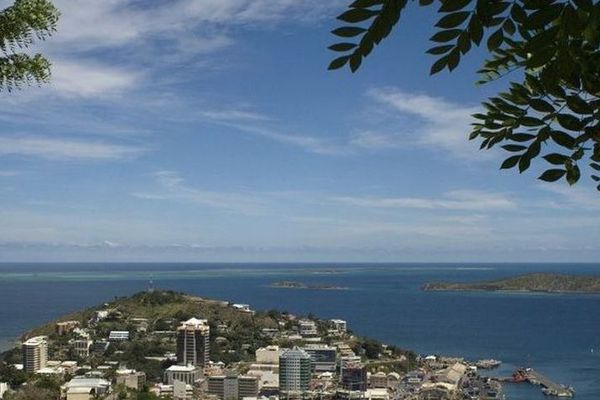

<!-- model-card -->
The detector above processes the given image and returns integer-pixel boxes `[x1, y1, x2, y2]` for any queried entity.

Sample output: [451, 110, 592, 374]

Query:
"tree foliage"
[329, 0, 600, 191]
[0, 0, 59, 91]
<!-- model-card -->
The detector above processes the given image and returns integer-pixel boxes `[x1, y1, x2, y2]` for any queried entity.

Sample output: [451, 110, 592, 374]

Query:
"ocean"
[0, 262, 599, 399]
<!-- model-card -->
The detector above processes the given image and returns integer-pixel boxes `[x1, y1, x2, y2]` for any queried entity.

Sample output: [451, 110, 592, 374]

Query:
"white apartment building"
[22, 336, 48, 373]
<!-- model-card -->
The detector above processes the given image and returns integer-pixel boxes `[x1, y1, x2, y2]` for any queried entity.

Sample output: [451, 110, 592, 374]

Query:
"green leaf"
[529, 99, 555, 113]
[538, 169, 566, 182]
[527, 4, 563, 29]
[426, 45, 453, 55]
[457, 31, 471, 54]
[349, 54, 362, 72]
[566, 95, 593, 115]
[430, 29, 463, 42]
[430, 55, 449, 75]
[350, 0, 383, 7]
[518, 154, 532, 173]
[436, 11, 471, 28]
[572, 148, 584, 161]
[487, 29, 504, 51]
[550, 130, 576, 149]
[328, 43, 357, 52]
[566, 164, 581, 185]
[338, 8, 377, 23]
[556, 114, 583, 131]
[447, 48, 460, 71]
[526, 47, 556, 68]
[500, 155, 520, 169]
[468, 16, 483, 45]
[502, 145, 527, 152]
[510, 4, 526, 23]
[502, 19, 516, 35]
[543, 153, 568, 165]
[331, 27, 368, 37]
[510, 133, 536, 142]
[439, 0, 472, 12]
[328, 56, 350, 70]
[519, 116, 544, 127]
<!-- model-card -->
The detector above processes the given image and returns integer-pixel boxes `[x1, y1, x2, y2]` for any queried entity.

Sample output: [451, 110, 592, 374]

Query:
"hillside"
[423, 273, 600, 294]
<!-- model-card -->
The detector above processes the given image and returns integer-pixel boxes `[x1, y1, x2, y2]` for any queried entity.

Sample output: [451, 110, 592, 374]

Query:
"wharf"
[523, 368, 575, 397]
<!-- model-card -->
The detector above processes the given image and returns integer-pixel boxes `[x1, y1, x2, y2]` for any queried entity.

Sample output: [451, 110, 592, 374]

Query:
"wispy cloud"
[366, 87, 484, 159]
[331, 190, 516, 211]
[132, 170, 266, 214]
[0, 136, 148, 161]
[539, 184, 600, 210]
[50, 59, 140, 98]
[0, 170, 23, 177]
[48, 0, 342, 53]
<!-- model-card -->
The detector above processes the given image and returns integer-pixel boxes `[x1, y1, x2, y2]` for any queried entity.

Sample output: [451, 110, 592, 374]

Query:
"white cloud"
[48, 0, 341, 52]
[50, 59, 139, 98]
[331, 190, 516, 211]
[0, 136, 147, 161]
[366, 87, 484, 159]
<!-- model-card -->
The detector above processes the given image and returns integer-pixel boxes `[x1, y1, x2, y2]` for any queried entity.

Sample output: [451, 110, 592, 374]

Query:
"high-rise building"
[22, 336, 48, 373]
[176, 318, 210, 367]
[340, 362, 367, 392]
[303, 344, 337, 372]
[279, 347, 311, 396]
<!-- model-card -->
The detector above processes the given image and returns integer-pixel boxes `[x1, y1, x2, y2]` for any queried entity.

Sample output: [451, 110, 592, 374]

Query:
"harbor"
[500, 368, 575, 397]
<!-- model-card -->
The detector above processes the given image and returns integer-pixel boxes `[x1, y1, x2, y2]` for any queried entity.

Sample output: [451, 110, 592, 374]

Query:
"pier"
[522, 368, 575, 397]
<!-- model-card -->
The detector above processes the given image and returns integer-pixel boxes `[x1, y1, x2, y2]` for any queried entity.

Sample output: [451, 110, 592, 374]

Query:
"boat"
[512, 369, 527, 383]
[476, 359, 502, 369]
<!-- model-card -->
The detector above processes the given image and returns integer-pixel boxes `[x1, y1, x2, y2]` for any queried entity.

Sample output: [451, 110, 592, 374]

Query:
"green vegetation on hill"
[423, 273, 600, 293]
[1, 289, 417, 384]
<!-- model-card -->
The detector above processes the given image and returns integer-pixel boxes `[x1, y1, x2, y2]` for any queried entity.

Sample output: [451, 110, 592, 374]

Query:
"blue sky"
[0, 0, 598, 262]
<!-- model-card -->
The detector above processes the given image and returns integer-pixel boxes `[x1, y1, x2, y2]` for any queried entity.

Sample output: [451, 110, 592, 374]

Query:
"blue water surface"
[0, 262, 598, 399]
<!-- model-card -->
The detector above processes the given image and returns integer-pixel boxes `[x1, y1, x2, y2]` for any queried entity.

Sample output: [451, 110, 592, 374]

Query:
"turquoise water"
[0, 262, 599, 399]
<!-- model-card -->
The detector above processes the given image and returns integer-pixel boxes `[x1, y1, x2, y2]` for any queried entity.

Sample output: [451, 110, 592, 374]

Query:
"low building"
[298, 320, 317, 337]
[369, 372, 387, 388]
[0, 382, 9, 399]
[116, 369, 146, 391]
[108, 331, 129, 341]
[61, 376, 110, 400]
[130, 318, 149, 332]
[208, 373, 259, 400]
[164, 365, 202, 385]
[386, 372, 400, 389]
[365, 388, 389, 400]
[61, 361, 78, 375]
[150, 382, 194, 400]
[56, 321, 80, 336]
[232, 304, 254, 314]
[330, 319, 347, 333]
[73, 339, 93, 358]
[91, 340, 110, 355]
[255, 346, 281, 365]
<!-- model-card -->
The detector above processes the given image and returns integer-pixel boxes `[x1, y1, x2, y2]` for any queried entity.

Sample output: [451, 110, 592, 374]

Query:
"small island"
[269, 281, 349, 290]
[423, 273, 600, 294]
